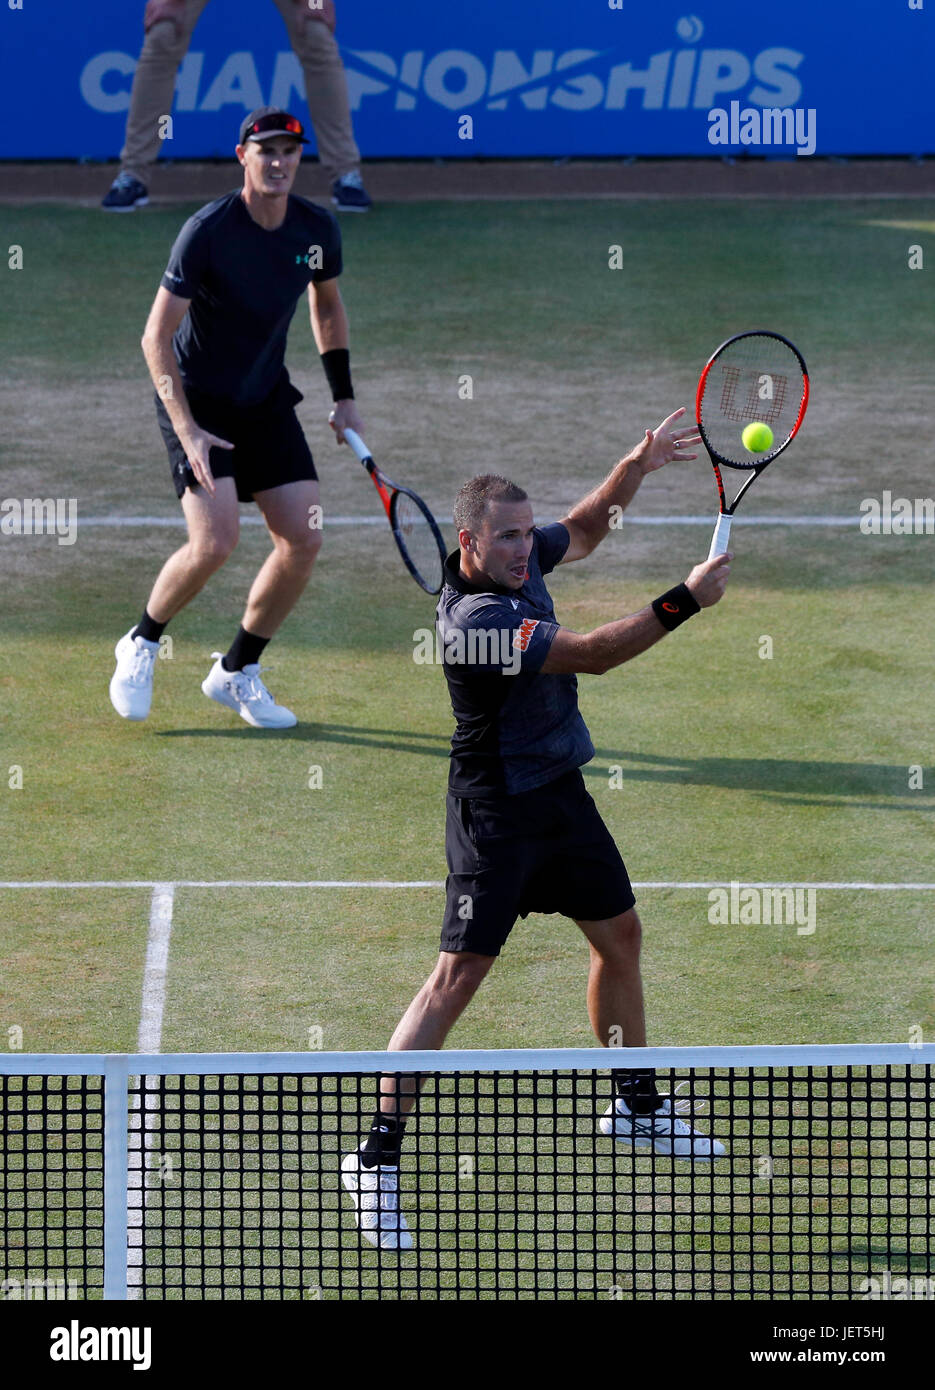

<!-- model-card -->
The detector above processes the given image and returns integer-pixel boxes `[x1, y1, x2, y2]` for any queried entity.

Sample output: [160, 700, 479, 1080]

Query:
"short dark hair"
[453, 474, 528, 533]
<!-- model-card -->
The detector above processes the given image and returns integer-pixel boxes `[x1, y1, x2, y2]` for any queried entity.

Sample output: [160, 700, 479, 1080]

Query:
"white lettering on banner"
[174, 52, 203, 110]
[79, 46, 806, 118]
[422, 50, 488, 109]
[343, 45, 804, 114]
[692, 48, 750, 107]
[199, 52, 264, 111]
[270, 52, 305, 110]
[79, 52, 136, 113]
[487, 50, 555, 110]
[749, 48, 804, 107]
[552, 50, 606, 110]
[605, 51, 670, 109]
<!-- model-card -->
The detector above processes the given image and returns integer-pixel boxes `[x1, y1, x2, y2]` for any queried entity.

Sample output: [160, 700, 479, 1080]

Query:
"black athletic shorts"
[440, 768, 636, 956]
[155, 376, 317, 502]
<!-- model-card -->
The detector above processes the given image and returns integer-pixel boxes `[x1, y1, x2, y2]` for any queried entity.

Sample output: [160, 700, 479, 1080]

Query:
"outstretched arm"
[540, 552, 730, 674]
[558, 408, 700, 563]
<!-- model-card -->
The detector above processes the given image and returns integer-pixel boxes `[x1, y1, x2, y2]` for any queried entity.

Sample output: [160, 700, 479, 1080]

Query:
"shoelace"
[337, 170, 364, 189]
[663, 1080, 709, 1117]
[212, 656, 275, 707]
[127, 641, 156, 684]
[115, 172, 140, 189]
[242, 667, 275, 706]
[358, 1169, 399, 1211]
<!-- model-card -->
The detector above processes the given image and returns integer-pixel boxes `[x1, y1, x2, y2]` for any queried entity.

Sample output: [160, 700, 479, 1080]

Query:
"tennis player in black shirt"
[109, 107, 363, 729]
[343, 409, 731, 1248]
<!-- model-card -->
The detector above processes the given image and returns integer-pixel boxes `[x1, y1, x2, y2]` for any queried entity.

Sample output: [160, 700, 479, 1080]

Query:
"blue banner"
[1, 1, 931, 159]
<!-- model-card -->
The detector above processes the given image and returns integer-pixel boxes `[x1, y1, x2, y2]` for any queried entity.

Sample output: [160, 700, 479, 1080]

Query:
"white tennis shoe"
[341, 1150, 414, 1251]
[201, 655, 297, 729]
[109, 630, 159, 721]
[600, 1090, 726, 1160]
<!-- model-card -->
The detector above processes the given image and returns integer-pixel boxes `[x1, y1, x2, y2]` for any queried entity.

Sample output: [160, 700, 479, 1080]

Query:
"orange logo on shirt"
[513, 618, 540, 651]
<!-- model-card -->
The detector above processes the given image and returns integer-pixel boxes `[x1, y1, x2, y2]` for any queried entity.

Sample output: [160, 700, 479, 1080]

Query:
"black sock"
[359, 1112, 406, 1169]
[614, 1068, 663, 1115]
[221, 626, 270, 673]
[131, 609, 166, 644]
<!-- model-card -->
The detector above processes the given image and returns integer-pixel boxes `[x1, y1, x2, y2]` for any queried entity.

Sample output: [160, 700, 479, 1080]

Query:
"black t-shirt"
[160, 191, 342, 406]
[437, 523, 595, 797]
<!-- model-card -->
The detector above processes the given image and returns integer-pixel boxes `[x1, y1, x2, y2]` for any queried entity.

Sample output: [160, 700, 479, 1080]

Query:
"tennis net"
[1, 1046, 932, 1301]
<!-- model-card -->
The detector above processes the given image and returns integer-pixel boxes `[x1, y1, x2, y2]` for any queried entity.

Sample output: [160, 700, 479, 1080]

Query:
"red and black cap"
[238, 106, 309, 146]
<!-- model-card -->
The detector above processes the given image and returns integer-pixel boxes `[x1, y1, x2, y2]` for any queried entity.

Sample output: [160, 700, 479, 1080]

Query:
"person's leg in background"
[102, 0, 212, 210]
[272, 0, 372, 211]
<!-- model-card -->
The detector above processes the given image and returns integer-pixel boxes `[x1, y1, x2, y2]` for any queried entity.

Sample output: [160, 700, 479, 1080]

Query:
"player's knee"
[289, 18, 337, 65]
[593, 909, 642, 966]
[270, 528, 321, 569]
[288, 526, 323, 565]
[192, 530, 238, 570]
[141, 17, 191, 63]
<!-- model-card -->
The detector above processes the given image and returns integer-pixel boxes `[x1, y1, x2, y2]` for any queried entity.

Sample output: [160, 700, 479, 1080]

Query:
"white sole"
[599, 1119, 723, 1160]
[201, 678, 296, 730]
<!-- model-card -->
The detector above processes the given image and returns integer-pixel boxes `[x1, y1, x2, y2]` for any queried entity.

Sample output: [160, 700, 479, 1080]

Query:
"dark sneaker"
[101, 173, 149, 212]
[331, 170, 372, 212]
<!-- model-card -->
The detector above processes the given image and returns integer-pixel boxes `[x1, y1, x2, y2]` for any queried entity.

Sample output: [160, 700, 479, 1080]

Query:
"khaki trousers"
[120, 0, 360, 184]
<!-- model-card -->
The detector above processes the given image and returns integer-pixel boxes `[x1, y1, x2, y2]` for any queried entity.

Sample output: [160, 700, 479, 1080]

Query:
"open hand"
[633, 407, 701, 474]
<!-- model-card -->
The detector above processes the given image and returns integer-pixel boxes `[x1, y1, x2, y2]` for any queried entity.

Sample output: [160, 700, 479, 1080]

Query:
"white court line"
[137, 883, 175, 1053]
[127, 883, 175, 1300]
[78, 514, 860, 529]
[1, 879, 934, 891]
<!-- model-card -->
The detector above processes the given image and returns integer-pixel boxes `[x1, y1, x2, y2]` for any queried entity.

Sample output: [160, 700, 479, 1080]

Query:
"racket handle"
[342, 428, 371, 463]
[707, 513, 732, 560]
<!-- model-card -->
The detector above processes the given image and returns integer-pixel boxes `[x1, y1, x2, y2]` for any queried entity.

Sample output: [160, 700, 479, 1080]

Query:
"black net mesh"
[123, 1065, 932, 1301]
[2, 1062, 930, 1301]
[0, 1073, 104, 1299]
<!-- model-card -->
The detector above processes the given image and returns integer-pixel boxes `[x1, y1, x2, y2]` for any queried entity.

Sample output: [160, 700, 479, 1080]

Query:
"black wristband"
[651, 583, 700, 631]
[320, 347, 354, 401]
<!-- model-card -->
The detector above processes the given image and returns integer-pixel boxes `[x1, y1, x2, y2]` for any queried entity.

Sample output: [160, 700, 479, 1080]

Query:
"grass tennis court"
[1, 194, 934, 1300]
[2, 194, 934, 1056]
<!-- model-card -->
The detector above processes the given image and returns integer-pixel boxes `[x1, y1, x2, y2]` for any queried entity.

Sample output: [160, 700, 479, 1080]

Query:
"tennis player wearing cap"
[109, 106, 363, 728]
[342, 411, 731, 1248]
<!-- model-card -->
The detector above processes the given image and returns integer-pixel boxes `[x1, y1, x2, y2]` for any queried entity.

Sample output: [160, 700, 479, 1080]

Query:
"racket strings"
[392, 491, 445, 592]
[699, 335, 806, 467]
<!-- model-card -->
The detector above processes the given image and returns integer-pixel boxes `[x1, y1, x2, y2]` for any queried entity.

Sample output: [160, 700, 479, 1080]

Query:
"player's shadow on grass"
[583, 751, 935, 810]
[157, 721, 452, 758]
[831, 1242, 931, 1275]
[157, 728, 933, 807]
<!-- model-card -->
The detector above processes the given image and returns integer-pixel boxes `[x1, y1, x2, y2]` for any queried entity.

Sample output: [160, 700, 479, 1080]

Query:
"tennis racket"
[343, 428, 447, 595]
[696, 330, 809, 559]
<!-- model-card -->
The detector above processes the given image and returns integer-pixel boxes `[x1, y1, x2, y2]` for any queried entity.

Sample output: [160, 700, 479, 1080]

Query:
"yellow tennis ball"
[742, 422, 773, 453]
